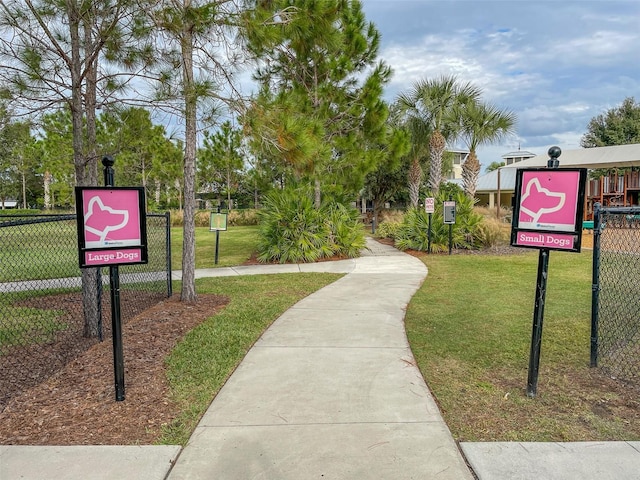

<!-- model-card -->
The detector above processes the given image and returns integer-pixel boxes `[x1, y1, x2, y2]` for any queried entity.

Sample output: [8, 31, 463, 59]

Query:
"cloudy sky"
[360, 0, 640, 169]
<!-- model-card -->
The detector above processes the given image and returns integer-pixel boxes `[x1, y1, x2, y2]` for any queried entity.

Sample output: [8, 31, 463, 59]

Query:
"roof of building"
[501, 150, 537, 159]
[473, 144, 640, 193]
[475, 168, 518, 192]
[507, 143, 640, 170]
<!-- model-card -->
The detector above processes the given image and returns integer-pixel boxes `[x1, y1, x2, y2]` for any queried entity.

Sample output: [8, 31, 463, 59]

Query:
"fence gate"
[591, 203, 640, 388]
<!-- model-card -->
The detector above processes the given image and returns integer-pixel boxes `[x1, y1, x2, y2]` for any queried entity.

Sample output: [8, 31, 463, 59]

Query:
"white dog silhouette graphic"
[84, 196, 129, 245]
[519, 178, 566, 224]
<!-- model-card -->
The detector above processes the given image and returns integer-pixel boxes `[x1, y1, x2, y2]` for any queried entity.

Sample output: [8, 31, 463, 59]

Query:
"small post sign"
[209, 212, 228, 231]
[511, 168, 587, 252]
[75, 187, 148, 268]
[443, 201, 456, 224]
[510, 147, 588, 398]
[425, 197, 435, 253]
[209, 211, 228, 265]
[424, 197, 435, 214]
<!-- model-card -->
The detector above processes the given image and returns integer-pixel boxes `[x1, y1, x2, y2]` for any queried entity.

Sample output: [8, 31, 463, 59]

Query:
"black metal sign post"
[527, 246, 550, 397]
[428, 213, 432, 254]
[526, 148, 560, 397]
[209, 206, 228, 265]
[103, 156, 125, 402]
[509, 147, 587, 398]
[443, 197, 456, 255]
[425, 197, 434, 253]
[75, 156, 148, 402]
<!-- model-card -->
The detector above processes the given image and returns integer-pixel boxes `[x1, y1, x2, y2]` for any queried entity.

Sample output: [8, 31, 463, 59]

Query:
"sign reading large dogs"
[511, 168, 587, 253]
[76, 187, 148, 268]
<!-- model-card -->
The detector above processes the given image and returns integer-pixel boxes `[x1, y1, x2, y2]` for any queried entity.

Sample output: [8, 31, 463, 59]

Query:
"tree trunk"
[254, 178, 258, 209]
[408, 157, 422, 208]
[180, 15, 197, 304]
[462, 150, 481, 200]
[429, 130, 446, 196]
[155, 179, 161, 204]
[44, 171, 52, 209]
[21, 169, 27, 208]
[227, 166, 232, 210]
[314, 178, 321, 209]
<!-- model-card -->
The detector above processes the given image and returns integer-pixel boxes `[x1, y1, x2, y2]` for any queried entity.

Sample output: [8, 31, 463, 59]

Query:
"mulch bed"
[0, 294, 227, 445]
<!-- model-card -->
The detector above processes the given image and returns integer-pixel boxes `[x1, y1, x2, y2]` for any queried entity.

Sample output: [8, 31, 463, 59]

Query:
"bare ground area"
[0, 294, 227, 445]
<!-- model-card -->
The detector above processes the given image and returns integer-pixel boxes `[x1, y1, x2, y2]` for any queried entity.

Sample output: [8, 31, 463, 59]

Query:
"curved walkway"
[167, 238, 473, 479]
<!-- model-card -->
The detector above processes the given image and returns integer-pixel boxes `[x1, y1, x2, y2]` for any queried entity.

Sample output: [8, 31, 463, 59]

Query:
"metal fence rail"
[0, 212, 171, 407]
[591, 203, 640, 388]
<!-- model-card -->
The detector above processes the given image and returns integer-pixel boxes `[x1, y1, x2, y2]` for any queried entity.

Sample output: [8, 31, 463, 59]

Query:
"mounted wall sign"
[510, 168, 587, 253]
[75, 186, 148, 268]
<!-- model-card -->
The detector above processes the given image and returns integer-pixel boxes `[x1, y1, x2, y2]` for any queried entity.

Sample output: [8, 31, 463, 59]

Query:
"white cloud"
[362, 0, 640, 163]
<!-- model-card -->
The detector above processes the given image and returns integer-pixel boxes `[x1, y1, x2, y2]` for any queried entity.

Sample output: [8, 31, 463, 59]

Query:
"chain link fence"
[591, 204, 640, 388]
[0, 212, 171, 406]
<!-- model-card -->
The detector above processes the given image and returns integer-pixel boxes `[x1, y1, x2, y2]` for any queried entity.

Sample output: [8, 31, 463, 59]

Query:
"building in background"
[501, 149, 537, 166]
[447, 149, 470, 180]
[470, 144, 640, 220]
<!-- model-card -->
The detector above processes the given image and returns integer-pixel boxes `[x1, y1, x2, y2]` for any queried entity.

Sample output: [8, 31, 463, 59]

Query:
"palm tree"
[391, 109, 430, 208]
[397, 75, 481, 202]
[458, 100, 516, 199]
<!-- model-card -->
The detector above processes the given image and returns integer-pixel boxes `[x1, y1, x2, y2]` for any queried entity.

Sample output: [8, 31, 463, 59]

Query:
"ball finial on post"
[547, 146, 561, 168]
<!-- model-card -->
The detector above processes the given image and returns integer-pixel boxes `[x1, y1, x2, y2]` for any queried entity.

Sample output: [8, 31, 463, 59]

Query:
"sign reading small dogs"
[511, 168, 587, 253]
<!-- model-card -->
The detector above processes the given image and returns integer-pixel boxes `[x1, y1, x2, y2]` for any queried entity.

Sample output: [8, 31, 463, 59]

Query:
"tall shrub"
[395, 189, 483, 252]
[257, 187, 365, 263]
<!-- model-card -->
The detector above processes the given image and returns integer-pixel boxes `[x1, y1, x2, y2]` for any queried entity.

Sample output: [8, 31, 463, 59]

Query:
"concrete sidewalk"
[166, 238, 473, 479]
[2, 238, 639, 479]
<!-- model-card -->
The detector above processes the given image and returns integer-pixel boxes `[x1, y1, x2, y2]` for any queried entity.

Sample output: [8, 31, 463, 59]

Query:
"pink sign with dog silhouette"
[76, 187, 147, 267]
[511, 168, 587, 253]
[517, 170, 581, 232]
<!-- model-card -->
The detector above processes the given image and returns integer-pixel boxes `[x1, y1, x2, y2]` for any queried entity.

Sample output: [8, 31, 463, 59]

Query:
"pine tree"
[0, 0, 154, 336]
[148, 0, 247, 302]
[243, 0, 391, 206]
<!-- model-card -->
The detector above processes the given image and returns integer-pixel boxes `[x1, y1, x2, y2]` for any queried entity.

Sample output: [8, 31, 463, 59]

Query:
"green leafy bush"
[0, 209, 42, 216]
[376, 220, 402, 239]
[325, 203, 366, 258]
[257, 187, 364, 263]
[395, 190, 484, 252]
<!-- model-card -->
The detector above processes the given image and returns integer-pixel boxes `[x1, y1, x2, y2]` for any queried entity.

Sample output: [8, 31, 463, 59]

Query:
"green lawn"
[0, 220, 80, 282]
[0, 223, 259, 282]
[170, 225, 260, 271]
[405, 250, 640, 442]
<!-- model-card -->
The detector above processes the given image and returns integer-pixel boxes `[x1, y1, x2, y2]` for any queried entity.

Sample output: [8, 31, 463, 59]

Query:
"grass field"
[170, 226, 260, 271]
[0, 222, 259, 282]
[405, 250, 640, 442]
[0, 220, 80, 282]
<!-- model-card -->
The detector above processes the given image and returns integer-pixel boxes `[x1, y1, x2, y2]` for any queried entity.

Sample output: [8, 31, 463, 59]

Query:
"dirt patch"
[0, 294, 227, 445]
[1, 290, 167, 406]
